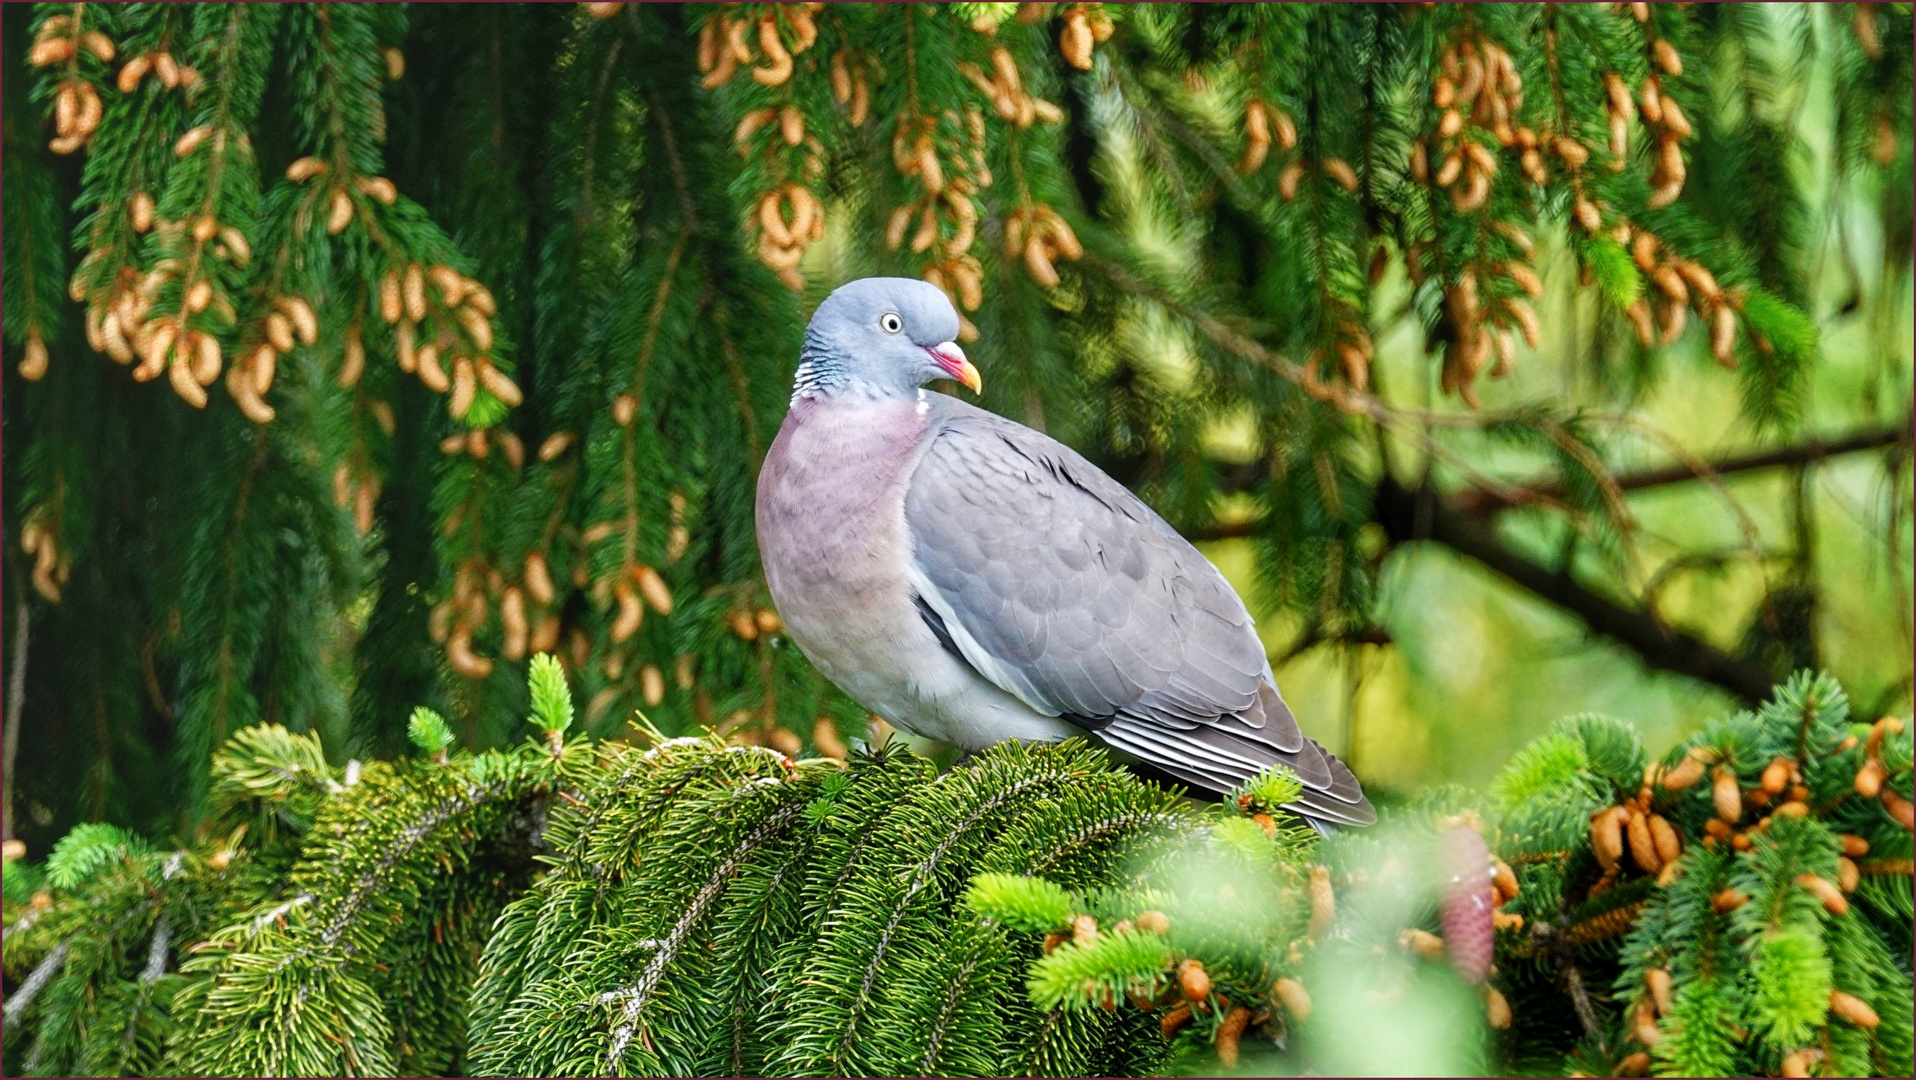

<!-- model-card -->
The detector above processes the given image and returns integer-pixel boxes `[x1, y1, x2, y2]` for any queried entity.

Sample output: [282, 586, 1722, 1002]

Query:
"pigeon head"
[792, 277, 981, 401]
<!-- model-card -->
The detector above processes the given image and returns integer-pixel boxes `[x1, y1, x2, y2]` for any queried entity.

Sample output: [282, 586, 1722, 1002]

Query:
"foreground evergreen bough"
[4, 667, 1911, 1077]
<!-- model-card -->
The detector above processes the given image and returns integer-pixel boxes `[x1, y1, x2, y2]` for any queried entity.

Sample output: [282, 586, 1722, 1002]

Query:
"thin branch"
[1450, 425, 1911, 515]
[1192, 424, 1910, 542]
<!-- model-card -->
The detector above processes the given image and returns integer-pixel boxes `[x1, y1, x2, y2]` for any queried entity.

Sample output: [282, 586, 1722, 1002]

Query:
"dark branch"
[1192, 423, 1909, 541]
[1371, 477, 1782, 703]
[1449, 425, 1910, 515]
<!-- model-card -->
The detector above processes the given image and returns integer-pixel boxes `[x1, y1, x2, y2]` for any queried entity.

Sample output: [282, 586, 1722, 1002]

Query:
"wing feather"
[904, 400, 1373, 825]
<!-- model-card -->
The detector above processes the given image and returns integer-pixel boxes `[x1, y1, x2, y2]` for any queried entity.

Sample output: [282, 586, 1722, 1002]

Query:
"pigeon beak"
[927, 342, 982, 394]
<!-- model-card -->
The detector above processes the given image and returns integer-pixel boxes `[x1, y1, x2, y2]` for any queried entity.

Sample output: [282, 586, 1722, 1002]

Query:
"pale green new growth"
[407, 707, 455, 757]
[964, 873, 1077, 933]
[525, 653, 573, 736]
[1230, 762, 1304, 814]
[44, 824, 151, 891]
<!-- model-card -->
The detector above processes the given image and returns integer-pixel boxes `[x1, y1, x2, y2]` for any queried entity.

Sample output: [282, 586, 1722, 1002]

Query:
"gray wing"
[902, 403, 1372, 826]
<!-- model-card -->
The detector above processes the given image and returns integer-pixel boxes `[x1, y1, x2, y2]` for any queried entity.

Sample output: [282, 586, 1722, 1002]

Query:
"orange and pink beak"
[926, 342, 982, 394]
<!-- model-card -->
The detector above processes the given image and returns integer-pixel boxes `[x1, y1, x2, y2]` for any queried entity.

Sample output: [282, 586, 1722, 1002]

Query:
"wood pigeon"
[755, 278, 1374, 827]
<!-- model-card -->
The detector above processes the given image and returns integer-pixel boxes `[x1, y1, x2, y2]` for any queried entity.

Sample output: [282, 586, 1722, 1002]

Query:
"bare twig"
[1450, 425, 1910, 514]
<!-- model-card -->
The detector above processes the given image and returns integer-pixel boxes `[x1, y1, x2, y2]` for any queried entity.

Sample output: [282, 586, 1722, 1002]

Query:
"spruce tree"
[3, 3, 1912, 1076]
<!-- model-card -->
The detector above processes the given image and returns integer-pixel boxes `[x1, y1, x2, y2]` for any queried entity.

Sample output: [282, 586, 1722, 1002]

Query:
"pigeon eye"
[879, 312, 903, 334]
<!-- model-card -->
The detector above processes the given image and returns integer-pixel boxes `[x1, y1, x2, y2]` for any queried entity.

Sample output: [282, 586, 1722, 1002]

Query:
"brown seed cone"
[1653, 39, 1682, 77]
[1023, 235, 1060, 288]
[1278, 160, 1305, 200]
[1483, 984, 1512, 1029]
[401, 264, 426, 322]
[449, 358, 477, 419]
[167, 353, 209, 408]
[1177, 959, 1210, 1002]
[1712, 766, 1742, 822]
[1882, 789, 1914, 830]
[1645, 968, 1674, 1016]
[1592, 805, 1627, 871]
[1160, 1003, 1192, 1039]
[1071, 913, 1099, 946]
[1215, 1005, 1251, 1066]
[500, 587, 528, 661]
[1308, 865, 1336, 940]
[416, 345, 449, 392]
[326, 190, 354, 234]
[1626, 809, 1661, 873]
[1829, 990, 1879, 1029]
[1060, 11, 1094, 71]
[18, 330, 50, 381]
[812, 716, 849, 760]
[1710, 306, 1737, 367]
[1136, 909, 1169, 935]
[1649, 815, 1682, 866]
[611, 581, 643, 642]
[633, 565, 674, 614]
[1794, 873, 1849, 916]
[753, 17, 793, 86]
[1400, 927, 1445, 960]
[1855, 757, 1886, 797]
[1631, 999, 1661, 1046]
[1711, 887, 1748, 912]
[228, 359, 276, 423]
[524, 553, 557, 605]
[1322, 157, 1359, 192]
[1554, 137, 1591, 169]
[477, 361, 522, 407]
[1614, 1050, 1652, 1077]
[118, 54, 151, 93]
